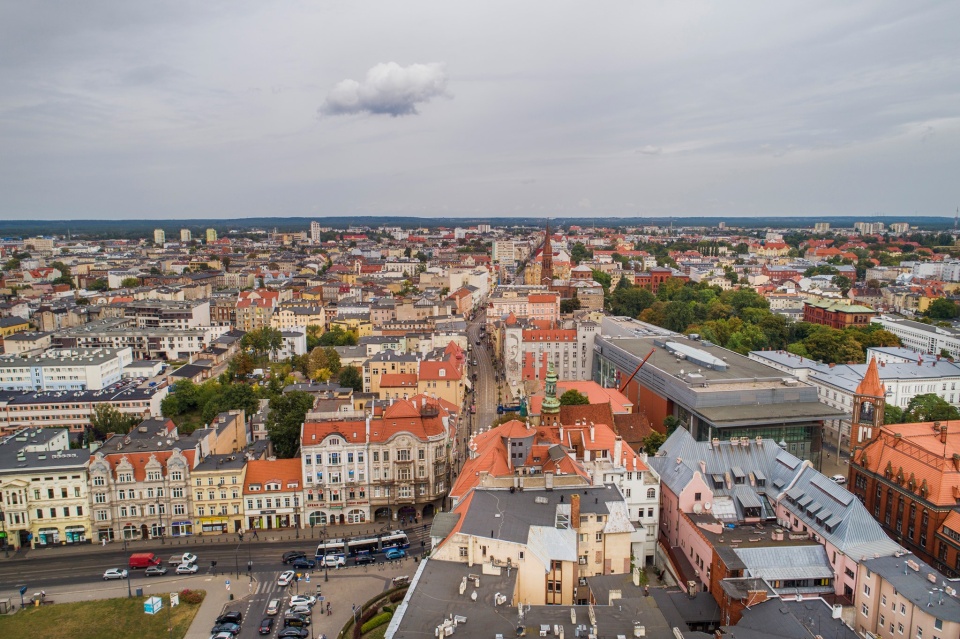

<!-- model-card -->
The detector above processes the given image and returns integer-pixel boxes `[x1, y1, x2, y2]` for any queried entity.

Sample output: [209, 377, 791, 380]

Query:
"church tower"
[541, 363, 561, 427]
[851, 358, 885, 449]
[540, 222, 554, 286]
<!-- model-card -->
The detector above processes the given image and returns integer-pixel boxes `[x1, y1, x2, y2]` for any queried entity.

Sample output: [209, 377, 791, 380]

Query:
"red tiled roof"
[243, 458, 302, 493]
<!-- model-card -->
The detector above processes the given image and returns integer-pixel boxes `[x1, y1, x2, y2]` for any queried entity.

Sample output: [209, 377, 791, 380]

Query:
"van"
[129, 553, 162, 569]
[830, 474, 846, 485]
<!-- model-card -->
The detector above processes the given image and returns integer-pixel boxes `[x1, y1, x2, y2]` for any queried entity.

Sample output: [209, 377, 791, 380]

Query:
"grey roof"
[428, 512, 460, 541]
[863, 555, 960, 623]
[194, 453, 246, 472]
[724, 598, 859, 639]
[734, 545, 834, 581]
[649, 589, 721, 627]
[0, 428, 89, 473]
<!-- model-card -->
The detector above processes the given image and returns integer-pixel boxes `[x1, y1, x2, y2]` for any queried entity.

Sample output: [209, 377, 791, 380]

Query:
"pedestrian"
[101, 538, 107, 547]
[253, 529, 259, 540]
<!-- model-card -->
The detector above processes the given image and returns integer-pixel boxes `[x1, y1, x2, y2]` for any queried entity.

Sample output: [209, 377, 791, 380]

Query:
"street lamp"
[126, 568, 132, 598]
[0, 508, 7, 558]
[157, 496, 165, 545]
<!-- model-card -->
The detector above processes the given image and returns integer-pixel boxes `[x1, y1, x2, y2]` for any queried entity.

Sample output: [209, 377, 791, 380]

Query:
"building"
[205, 228, 217, 243]
[112, 299, 211, 329]
[872, 316, 960, 359]
[87, 420, 198, 542]
[593, 330, 844, 466]
[300, 395, 453, 526]
[803, 299, 877, 329]
[1, 331, 53, 356]
[0, 427, 91, 550]
[855, 554, 960, 639]
[54, 319, 211, 360]
[855, 222, 886, 235]
[180, 229, 192, 242]
[236, 289, 280, 332]
[191, 453, 248, 535]
[430, 486, 635, 605]
[153, 229, 166, 245]
[501, 317, 598, 397]
[814, 222, 831, 233]
[243, 458, 302, 531]
[270, 302, 325, 332]
[0, 347, 133, 391]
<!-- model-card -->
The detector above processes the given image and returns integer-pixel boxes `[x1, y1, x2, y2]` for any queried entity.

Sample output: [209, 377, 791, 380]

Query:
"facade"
[803, 299, 877, 329]
[0, 347, 133, 391]
[300, 396, 452, 526]
[270, 302, 326, 332]
[54, 318, 211, 360]
[206, 228, 217, 243]
[154, 229, 165, 245]
[501, 318, 598, 395]
[0, 428, 91, 550]
[872, 316, 960, 360]
[191, 453, 247, 534]
[243, 458, 302, 531]
[180, 229, 192, 242]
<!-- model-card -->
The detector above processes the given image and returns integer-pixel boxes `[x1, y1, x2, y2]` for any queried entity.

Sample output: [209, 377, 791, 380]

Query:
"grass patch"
[0, 593, 204, 639]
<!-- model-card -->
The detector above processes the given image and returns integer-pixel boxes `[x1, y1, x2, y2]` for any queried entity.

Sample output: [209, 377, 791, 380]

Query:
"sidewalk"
[3, 518, 435, 562]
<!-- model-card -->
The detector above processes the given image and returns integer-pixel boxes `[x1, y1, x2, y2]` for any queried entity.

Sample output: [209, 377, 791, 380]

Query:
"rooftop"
[863, 554, 960, 623]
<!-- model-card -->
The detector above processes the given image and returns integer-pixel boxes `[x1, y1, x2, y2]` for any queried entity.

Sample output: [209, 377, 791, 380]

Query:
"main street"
[464, 311, 498, 456]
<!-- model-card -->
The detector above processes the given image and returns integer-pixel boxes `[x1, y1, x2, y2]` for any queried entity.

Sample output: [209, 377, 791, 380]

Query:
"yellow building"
[270, 302, 326, 331]
[191, 454, 248, 534]
[206, 228, 218, 243]
[329, 317, 372, 337]
[0, 317, 30, 338]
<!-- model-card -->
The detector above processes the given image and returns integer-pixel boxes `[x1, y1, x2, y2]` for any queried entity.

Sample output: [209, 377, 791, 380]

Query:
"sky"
[1, 1, 959, 221]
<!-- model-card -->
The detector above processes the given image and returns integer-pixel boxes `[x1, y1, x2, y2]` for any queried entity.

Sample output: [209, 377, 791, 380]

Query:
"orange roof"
[102, 449, 197, 482]
[244, 458, 302, 493]
[419, 360, 462, 380]
[523, 329, 576, 341]
[857, 358, 885, 397]
[528, 294, 558, 303]
[855, 423, 960, 506]
[301, 398, 448, 446]
[380, 373, 418, 387]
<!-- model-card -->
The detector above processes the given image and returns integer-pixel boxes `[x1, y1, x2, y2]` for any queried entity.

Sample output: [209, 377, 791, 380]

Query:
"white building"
[153, 229, 165, 245]
[0, 347, 133, 391]
[872, 315, 960, 359]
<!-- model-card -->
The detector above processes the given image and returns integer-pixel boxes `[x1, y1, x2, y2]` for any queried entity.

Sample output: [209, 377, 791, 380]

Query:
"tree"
[560, 297, 582, 314]
[338, 365, 363, 391]
[559, 390, 590, 406]
[663, 415, 682, 436]
[904, 393, 960, 423]
[884, 404, 904, 425]
[2, 257, 20, 271]
[318, 326, 357, 347]
[242, 327, 284, 364]
[87, 278, 109, 291]
[50, 261, 75, 288]
[609, 287, 656, 318]
[307, 347, 341, 379]
[89, 404, 139, 439]
[926, 298, 959, 320]
[227, 351, 255, 380]
[833, 275, 852, 296]
[642, 431, 667, 455]
[266, 391, 316, 458]
[200, 382, 260, 424]
[591, 269, 611, 292]
[120, 276, 141, 288]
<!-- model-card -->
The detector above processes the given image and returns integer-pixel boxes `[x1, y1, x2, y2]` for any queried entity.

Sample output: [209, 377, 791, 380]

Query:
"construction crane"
[618, 348, 655, 394]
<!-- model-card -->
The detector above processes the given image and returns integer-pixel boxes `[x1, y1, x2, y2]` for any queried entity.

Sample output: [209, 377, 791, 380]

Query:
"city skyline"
[1, 1, 958, 220]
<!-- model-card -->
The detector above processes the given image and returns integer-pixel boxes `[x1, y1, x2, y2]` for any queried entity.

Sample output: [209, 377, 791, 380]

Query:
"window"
[882, 595, 887, 606]
[647, 488, 656, 499]
[898, 623, 903, 634]
[170, 471, 182, 481]
[900, 604, 906, 615]
[173, 504, 185, 515]
[172, 487, 183, 498]
[459, 546, 468, 558]
[694, 492, 702, 501]
[95, 493, 106, 504]
[864, 584, 871, 596]
[93, 476, 105, 487]
[880, 615, 885, 627]
[595, 532, 602, 542]
[862, 604, 869, 616]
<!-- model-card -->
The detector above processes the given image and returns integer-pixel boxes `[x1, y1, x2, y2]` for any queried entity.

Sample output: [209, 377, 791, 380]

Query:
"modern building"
[53, 318, 211, 360]
[0, 347, 133, 391]
[180, 229, 192, 242]
[153, 229, 165, 245]
[501, 316, 598, 397]
[205, 228, 217, 243]
[872, 316, 960, 360]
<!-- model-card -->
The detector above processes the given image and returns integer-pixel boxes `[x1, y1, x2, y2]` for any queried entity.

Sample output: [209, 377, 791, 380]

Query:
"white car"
[176, 563, 200, 574]
[210, 633, 234, 639]
[286, 605, 311, 616]
[322, 554, 346, 568]
[181, 552, 198, 564]
[289, 595, 317, 608]
[278, 570, 295, 587]
[103, 568, 128, 580]
[830, 474, 847, 485]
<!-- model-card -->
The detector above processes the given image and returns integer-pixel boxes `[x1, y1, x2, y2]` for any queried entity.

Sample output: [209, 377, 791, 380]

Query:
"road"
[465, 311, 498, 446]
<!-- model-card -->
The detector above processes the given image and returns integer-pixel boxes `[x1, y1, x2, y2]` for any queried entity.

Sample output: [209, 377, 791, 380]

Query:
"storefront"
[97, 527, 114, 542]
[65, 525, 86, 544]
[36, 527, 60, 546]
[346, 509, 366, 524]
[170, 520, 193, 537]
[199, 517, 229, 534]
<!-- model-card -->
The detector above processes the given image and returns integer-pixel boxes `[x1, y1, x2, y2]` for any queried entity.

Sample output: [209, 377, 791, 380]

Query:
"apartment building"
[501, 317, 598, 396]
[243, 458, 302, 531]
[192, 453, 247, 534]
[872, 316, 960, 359]
[54, 318, 211, 360]
[0, 428, 91, 550]
[270, 302, 325, 331]
[0, 347, 133, 392]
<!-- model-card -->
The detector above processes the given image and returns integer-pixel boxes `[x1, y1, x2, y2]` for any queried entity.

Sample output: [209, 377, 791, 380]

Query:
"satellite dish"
[704, 502, 712, 511]
[693, 503, 703, 514]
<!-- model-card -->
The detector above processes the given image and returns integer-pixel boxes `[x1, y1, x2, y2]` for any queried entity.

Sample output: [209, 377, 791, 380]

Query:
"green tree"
[227, 351, 256, 380]
[642, 431, 667, 455]
[242, 327, 284, 364]
[663, 415, 682, 436]
[120, 276, 141, 288]
[570, 242, 592, 264]
[609, 286, 656, 318]
[266, 391, 316, 458]
[833, 275, 852, 295]
[307, 347, 341, 379]
[591, 269, 611, 292]
[338, 365, 363, 391]
[560, 297, 582, 314]
[89, 403, 139, 439]
[50, 261, 75, 288]
[884, 404, 904, 425]
[904, 393, 960, 423]
[559, 390, 590, 406]
[2, 257, 20, 271]
[926, 298, 959, 320]
[200, 382, 260, 424]
[87, 278, 109, 291]
[318, 326, 357, 347]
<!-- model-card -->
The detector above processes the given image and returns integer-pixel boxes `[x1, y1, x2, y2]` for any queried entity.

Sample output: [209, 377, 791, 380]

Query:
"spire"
[856, 358, 885, 398]
[541, 363, 561, 416]
[540, 221, 553, 286]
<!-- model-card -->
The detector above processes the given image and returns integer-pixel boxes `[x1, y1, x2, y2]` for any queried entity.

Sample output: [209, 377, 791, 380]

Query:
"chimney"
[942, 423, 948, 445]
[571, 493, 580, 530]
[559, 424, 564, 441]
[614, 436, 623, 466]
[589, 422, 595, 443]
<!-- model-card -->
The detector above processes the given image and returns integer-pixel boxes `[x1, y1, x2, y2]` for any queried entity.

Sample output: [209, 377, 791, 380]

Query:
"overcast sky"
[1, 1, 958, 221]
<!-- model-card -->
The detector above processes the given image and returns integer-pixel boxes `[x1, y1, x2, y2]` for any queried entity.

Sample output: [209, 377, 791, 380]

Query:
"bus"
[324, 530, 410, 558]
[314, 538, 347, 560]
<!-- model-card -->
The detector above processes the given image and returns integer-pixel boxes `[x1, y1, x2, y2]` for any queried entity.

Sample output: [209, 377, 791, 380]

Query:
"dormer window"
[266, 482, 280, 491]
[249, 484, 261, 491]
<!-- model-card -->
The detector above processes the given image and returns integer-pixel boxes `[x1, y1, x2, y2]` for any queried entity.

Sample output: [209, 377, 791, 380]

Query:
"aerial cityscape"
[2, 3, 960, 639]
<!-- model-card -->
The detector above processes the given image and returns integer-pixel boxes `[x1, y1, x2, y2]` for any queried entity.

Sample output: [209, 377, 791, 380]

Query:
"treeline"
[604, 278, 899, 364]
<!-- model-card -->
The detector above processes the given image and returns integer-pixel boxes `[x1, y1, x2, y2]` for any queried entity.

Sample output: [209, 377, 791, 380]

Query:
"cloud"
[319, 62, 449, 117]
[637, 145, 662, 155]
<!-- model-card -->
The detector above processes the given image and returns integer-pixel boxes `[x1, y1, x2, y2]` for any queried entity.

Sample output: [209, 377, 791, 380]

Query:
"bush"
[389, 589, 407, 603]
[178, 589, 205, 604]
[361, 612, 393, 634]
[381, 605, 393, 613]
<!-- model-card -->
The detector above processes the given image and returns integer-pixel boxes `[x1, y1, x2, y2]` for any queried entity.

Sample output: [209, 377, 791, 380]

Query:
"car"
[475, 340, 480, 345]
[176, 563, 200, 574]
[216, 611, 243, 626]
[286, 605, 311, 616]
[282, 613, 310, 628]
[278, 570, 295, 586]
[103, 568, 128, 580]
[354, 553, 377, 566]
[144, 565, 168, 577]
[210, 632, 234, 639]
[471, 359, 478, 366]
[266, 599, 281, 616]
[322, 554, 346, 568]
[282, 550, 307, 564]
[385, 548, 406, 560]
[277, 628, 309, 638]
[181, 552, 198, 565]
[259, 618, 275, 635]
[289, 595, 317, 608]
[210, 623, 241, 635]
[830, 474, 847, 485]
[290, 557, 316, 569]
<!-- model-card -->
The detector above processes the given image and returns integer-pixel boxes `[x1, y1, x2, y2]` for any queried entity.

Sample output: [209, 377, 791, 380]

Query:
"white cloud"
[637, 145, 662, 155]
[319, 62, 449, 117]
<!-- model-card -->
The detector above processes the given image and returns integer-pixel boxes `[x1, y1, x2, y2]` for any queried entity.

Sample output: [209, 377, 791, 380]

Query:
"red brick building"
[802, 299, 876, 329]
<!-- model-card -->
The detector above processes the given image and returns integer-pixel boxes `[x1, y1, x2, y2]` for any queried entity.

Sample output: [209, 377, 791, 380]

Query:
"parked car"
[322, 554, 346, 568]
[282, 551, 307, 564]
[286, 605, 311, 616]
[103, 568, 128, 580]
[266, 599, 281, 616]
[277, 628, 309, 638]
[210, 632, 234, 639]
[216, 611, 243, 626]
[144, 566, 168, 577]
[176, 563, 200, 574]
[259, 618, 274, 635]
[282, 613, 310, 628]
[830, 474, 847, 485]
[278, 570, 295, 586]
[210, 623, 241, 636]
[385, 548, 406, 560]
[354, 553, 376, 566]
[290, 557, 316, 569]
[289, 595, 317, 608]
